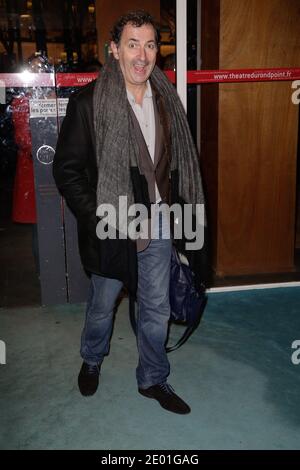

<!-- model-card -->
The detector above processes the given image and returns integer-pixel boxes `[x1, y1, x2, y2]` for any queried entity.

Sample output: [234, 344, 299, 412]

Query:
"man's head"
[110, 11, 160, 93]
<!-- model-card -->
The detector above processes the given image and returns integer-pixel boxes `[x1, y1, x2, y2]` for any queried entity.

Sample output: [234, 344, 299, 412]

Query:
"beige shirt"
[127, 81, 161, 203]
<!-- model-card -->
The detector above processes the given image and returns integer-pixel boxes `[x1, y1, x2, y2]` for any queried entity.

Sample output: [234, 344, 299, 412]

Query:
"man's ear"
[110, 41, 119, 60]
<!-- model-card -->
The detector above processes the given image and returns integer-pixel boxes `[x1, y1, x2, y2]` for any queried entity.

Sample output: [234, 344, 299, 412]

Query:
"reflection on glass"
[160, 0, 176, 71]
[0, 0, 98, 73]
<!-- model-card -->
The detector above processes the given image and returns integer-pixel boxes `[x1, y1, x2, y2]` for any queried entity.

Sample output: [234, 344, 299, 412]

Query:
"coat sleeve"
[53, 93, 97, 230]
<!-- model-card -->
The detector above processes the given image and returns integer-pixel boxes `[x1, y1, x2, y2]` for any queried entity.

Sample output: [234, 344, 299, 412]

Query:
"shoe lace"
[158, 383, 175, 395]
[86, 363, 100, 374]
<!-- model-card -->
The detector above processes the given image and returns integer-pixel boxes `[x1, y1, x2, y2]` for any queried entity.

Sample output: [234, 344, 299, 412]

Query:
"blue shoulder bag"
[129, 246, 207, 352]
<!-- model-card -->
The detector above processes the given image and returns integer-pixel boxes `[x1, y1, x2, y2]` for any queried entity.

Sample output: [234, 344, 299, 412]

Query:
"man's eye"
[129, 43, 137, 48]
[148, 44, 156, 50]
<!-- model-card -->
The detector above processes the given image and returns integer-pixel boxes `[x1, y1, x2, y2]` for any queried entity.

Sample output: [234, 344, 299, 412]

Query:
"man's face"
[111, 23, 158, 91]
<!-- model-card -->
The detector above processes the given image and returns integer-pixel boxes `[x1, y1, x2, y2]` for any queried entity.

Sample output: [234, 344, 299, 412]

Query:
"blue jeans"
[80, 206, 172, 388]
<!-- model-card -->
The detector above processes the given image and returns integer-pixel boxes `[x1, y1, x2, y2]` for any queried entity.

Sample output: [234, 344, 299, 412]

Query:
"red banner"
[187, 67, 300, 84]
[55, 73, 99, 87]
[55, 68, 300, 86]
[166, 68, 300, 84]
[1, 68, 300, 88]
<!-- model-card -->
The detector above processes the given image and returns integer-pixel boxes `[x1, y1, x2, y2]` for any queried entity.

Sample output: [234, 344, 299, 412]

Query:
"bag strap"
[129, 294, 207, 353]
[129, 295, 137, 336]
[166, 325, 197, 353]
[166, 294, 207, 352]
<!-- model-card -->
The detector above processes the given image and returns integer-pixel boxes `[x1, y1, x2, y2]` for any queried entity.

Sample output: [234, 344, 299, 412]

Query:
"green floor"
[0, 287, 300, 450]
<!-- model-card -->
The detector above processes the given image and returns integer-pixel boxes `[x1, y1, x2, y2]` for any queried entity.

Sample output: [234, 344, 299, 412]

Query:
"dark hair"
[110, 10, 160, 46]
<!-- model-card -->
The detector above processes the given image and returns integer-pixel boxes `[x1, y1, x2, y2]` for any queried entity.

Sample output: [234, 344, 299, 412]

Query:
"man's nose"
[138, 46, 146, 61]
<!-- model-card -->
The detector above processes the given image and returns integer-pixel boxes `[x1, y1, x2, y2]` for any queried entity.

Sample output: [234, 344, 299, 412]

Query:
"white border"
[176, 0, 187, 111]
[197, 0, 201, 152]
[207, 282, 300, 293]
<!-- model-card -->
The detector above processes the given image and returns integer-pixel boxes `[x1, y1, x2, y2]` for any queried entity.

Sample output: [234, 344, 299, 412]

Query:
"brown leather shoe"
[78, 362, 101, 396]
[138, 383, 191, 414]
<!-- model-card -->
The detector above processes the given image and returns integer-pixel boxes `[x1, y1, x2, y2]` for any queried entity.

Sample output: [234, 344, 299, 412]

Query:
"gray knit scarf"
[93, 56, 205, 221]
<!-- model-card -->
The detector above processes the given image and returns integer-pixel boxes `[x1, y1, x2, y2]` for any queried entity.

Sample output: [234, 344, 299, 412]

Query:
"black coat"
[53, 82, 210, 295]
[53, 81, 140, 293]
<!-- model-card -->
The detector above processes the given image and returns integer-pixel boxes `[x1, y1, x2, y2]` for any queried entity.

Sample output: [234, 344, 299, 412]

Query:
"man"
[53, 10, 205, 415]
